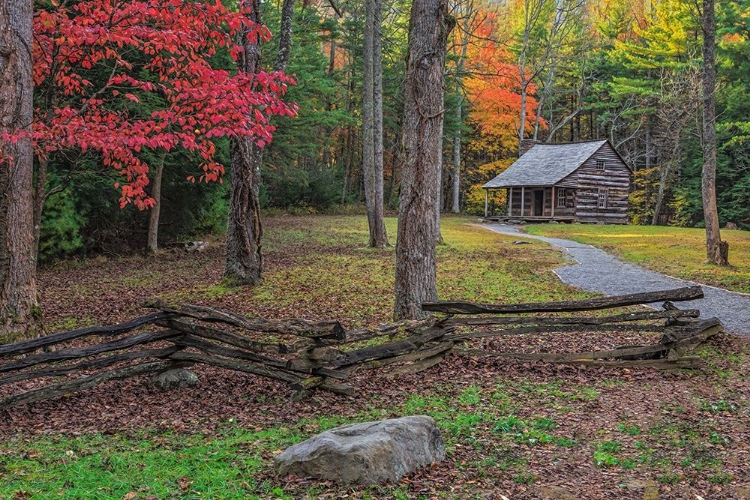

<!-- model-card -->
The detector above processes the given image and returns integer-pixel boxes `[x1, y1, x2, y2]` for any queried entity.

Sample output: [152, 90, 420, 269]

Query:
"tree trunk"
[146, 152, 166, 254]
[274, 0, 295, 71]
[701, 0, 728, 265]
[362, 0, 388, 248]
[372, 0, 388, 246]
[225, 0, 264, 285]
[519, 79, 528, 151]
[436, 87, 444, 244]
[451, 100, 461, 213]
[0, 0, 41, 342]
[393, 0, 454, 320]
[651, 160, 672, 226]
[32, 154, 48, 263]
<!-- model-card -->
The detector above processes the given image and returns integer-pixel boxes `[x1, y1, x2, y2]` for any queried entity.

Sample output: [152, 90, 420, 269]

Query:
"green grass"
[0, 427, 298, 499]
[524, 223, 750, 293]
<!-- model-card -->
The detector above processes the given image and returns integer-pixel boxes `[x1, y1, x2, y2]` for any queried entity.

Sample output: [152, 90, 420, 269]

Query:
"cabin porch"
[483, 186, 576, 221]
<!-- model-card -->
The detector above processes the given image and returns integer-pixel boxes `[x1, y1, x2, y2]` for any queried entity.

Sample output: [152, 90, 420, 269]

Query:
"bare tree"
[701, 0, 728, 264]
[515, 0, 545, 148]
[449, 0, 476, 213]
[393, 0, 454, 320]
[651, 68, 700, 225]
[363, 0, 389, 248]
[0, 0, 41, 340]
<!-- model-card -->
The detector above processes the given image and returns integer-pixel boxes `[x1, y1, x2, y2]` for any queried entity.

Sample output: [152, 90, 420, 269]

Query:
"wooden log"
[0, 361, 180, 409]
[447, 323, 664, 342]
[290, 376, 324, 392]
[169, 335, 348, 380]
[172, 335, 294, 371]
[159, 318, 288, 354]
[0, 312, 173, 357]
[0, 346, 182, 386]
[168, 351, 302, 384]
[144, 299, 345, 340]
[342, 317, 438, 344]
[0, 329, 181, 373]
[455, 318, 721, 364]
[386, 353, 446, 377]
[355, 341, 454, 371]
[457, 349, 701, 370]
[173, 335, 349, 380]
[331, 327, 448, 368]
[319, 381, 356, 396]
[441, 309, 700, 327]
[422, 286, 704, 314]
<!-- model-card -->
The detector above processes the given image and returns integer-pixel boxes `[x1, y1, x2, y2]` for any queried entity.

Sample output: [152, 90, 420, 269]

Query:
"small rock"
[725, 222, 739, 230]
[185, 241, 209, 253]
[150, 368, 200, 390]
[513, 240, 531, 245]
[274, 415, 444, 485]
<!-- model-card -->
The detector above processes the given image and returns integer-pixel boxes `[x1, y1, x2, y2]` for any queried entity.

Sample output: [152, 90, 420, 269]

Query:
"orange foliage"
[464, 12, 540, 157]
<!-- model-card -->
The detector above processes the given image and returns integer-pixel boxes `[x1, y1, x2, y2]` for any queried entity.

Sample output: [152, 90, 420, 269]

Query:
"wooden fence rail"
[0, 286, 721, 409]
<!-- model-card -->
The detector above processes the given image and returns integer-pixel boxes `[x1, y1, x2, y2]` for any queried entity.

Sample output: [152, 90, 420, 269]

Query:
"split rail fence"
[0, 286, 721, 408]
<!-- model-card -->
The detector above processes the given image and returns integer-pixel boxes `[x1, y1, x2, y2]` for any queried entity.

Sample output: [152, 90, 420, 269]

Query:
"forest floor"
[2, 215, 750, 499]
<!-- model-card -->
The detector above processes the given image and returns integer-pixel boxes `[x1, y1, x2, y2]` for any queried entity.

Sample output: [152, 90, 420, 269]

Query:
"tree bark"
[146, 151, 166, 253]
[362, 0, 388, 248]
[372, 0, 387, 246]
[274, 0, 295, 72]
[393, 0, 454, 320]
[225, 0, 264, 285]
[451, 98, 462, 213]
[701, 0, 728, 265]
[0, 0, 41, 342]
[32, 154, 48, 263]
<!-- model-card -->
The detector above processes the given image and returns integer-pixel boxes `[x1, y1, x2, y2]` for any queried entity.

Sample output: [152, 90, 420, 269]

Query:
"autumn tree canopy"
[22, 0, 297, 208]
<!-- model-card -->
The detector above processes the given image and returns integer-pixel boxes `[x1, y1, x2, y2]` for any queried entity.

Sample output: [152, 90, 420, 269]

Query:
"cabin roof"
[482, 140, 611, 189]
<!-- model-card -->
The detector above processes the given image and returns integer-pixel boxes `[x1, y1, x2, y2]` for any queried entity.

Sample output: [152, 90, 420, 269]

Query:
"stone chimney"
[519, 139, 539, 157]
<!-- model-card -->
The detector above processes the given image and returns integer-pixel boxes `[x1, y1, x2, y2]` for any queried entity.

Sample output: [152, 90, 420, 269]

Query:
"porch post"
[508, 188, 513, 216]
[551, 186, 556, 218]
[521, 187, 525, 217]
[484, 189, 488, 218]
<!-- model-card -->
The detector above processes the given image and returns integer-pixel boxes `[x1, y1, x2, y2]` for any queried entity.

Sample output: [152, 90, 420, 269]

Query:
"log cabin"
[482, 139, 632, 224]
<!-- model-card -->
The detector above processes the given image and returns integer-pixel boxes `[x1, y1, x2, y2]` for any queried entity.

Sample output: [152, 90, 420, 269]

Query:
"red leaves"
[25, 0, 297, 208]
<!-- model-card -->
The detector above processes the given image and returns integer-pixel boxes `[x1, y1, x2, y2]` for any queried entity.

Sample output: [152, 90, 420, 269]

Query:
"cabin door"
[533, 190, 544, 216]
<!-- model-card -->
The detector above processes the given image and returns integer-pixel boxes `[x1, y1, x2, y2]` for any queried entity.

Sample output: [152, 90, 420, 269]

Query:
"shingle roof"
[482, 140, 608, 189]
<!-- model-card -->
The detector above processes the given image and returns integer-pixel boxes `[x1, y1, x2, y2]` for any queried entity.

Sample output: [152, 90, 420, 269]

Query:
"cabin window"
[557, 188, 566, 208]
[598, 189, 608, 209]
[596, 159, 606, 171]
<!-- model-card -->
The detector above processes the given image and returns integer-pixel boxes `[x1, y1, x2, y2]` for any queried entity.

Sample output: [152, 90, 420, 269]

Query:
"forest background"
[32, 0, 750, 262]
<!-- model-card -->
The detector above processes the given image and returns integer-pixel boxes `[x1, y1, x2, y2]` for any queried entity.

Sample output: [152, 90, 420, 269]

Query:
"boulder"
[150, 368, 200, 390]
[725, 222, 739, 230]
[274, 415, 444, 485]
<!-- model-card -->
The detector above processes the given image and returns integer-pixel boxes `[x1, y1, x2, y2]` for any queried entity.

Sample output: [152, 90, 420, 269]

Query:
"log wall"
[565, 142, 631, 224]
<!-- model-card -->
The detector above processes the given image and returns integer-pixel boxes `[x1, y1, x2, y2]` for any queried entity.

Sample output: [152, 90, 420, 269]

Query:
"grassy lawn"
[2, 215, 750, 499]
[524, 224, 750, 294]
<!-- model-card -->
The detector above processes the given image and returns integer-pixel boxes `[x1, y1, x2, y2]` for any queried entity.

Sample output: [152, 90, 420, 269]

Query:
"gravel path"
[482, 223, 750, 336]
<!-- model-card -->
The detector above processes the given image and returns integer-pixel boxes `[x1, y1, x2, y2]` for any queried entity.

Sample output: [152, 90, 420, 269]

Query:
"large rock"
[150, 368, 200, 390]
[274, 415, 445, 485]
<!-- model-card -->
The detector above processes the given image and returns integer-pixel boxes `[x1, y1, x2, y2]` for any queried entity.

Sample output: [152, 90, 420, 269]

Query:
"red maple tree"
[18, 0, 296, 208]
